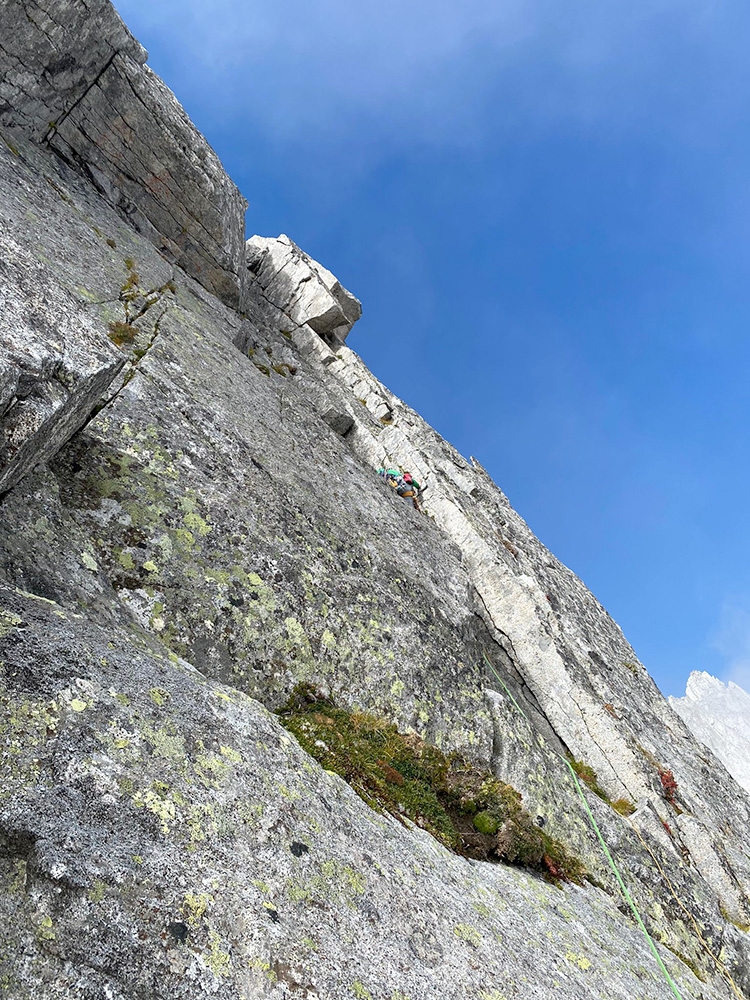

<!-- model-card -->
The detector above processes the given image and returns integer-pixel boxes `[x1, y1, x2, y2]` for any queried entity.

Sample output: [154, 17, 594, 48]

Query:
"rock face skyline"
[1, 3, 749, 998]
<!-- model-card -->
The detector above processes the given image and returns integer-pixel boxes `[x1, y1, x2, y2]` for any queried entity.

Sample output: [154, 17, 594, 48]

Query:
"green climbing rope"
[562, 757, 684, 1000]
[481, 652, 685, 1000]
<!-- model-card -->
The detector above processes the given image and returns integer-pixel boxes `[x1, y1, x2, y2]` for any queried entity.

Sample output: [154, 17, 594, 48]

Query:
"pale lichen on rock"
[1, 3, 750, 999]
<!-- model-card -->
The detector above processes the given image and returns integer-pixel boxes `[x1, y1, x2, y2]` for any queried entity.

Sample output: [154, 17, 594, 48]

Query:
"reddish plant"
[659, 768, 678, 804]
[661, 819, 673, 838]
[542, 853, 565, 880]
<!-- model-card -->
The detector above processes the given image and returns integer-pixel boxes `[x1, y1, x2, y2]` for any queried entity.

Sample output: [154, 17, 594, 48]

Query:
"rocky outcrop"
[2, 4, 750, 999]
[307, 337, 750, 922]
[1, 0, 247, 310]
[0, 227, 123, 496]
[246, 235, 362, 347]
[670, 671, 750, 795]
[0, 0, 146, 139]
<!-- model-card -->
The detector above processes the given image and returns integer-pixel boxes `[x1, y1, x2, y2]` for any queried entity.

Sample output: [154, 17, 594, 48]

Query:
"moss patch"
[278, 686, 586, 883]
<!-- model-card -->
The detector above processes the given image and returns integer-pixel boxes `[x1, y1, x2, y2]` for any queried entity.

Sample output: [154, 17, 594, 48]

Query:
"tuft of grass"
[500, 537, 519, 557]
[108, 320, 137, 347]
[567, 756, 610, 802]
[611, 798, 636, 816]
[277, 685, 586, 883]
[719, 903, 750, 933]
[663, 943, 707, 983]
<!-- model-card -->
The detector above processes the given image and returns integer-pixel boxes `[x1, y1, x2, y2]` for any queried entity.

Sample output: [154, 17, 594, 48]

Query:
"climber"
[377, 466, 423, 511]
[396, 471, 423, 511]
[377, 466, 401, 488]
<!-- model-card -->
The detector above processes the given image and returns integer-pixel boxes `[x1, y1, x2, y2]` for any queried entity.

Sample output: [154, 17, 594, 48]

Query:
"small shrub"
[658, 767, 678, 804]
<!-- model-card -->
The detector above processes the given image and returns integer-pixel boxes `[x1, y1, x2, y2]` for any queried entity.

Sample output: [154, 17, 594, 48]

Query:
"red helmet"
[403, 473, 413, 482]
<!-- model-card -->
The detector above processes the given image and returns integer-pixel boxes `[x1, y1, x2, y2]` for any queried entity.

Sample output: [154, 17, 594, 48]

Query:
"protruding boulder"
[246, 234, 362, 347]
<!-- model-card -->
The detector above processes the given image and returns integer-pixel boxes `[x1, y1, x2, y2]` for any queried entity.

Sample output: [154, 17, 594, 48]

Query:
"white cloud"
[114, 0, 736, 149]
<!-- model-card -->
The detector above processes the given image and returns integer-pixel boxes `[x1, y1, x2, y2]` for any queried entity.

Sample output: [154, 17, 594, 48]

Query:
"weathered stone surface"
[2, 129, 750, 997]
[0, 0, 146, 139]
[0, 226, 123, 496]
[0, 133, 496, 765]
[1, 0, 247, 310]
[670, 671, 750, 795]
[2, 6, 750, 998]
[245, 235, 362, 347]
[48, 55, 248, 311]
[0, 585, 738, 1000]
[301, 330, 750, 932]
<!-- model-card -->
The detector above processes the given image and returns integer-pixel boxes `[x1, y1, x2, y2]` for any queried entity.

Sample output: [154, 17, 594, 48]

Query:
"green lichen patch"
[278, 687, 586, 882]
[287, 859, 366, 908]
[0, 686, 59, 795]
[0, 611, 24, 638]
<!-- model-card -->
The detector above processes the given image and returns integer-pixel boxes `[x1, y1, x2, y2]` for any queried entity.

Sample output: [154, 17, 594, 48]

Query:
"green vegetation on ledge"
[278, 685, 586, 883]
[567, 756, 611, 801]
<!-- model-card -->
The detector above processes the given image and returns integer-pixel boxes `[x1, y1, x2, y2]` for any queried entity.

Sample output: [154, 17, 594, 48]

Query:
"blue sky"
[113, 0, 750, 697]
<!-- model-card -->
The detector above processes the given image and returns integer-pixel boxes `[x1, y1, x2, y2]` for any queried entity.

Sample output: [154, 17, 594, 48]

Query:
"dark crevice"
[42, 51, 119, 145]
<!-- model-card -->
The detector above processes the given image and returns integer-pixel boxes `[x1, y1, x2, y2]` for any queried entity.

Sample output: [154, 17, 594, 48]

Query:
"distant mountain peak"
[670, 671, 750, 794]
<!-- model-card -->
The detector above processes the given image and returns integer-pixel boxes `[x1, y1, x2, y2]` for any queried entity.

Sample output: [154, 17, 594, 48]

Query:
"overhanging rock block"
[246, 233, 362, 346]
[0, 233, 124, 496]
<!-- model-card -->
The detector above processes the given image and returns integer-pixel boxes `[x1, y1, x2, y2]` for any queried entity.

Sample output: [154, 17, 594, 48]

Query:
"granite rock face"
[0, 0, 146, 140]
[0, 226, 124, 496]
[2, 5, 750, 999]
[670, 671, 750, 795]
[1, 0, 247, 310]
[0, 585, 734, 1000]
